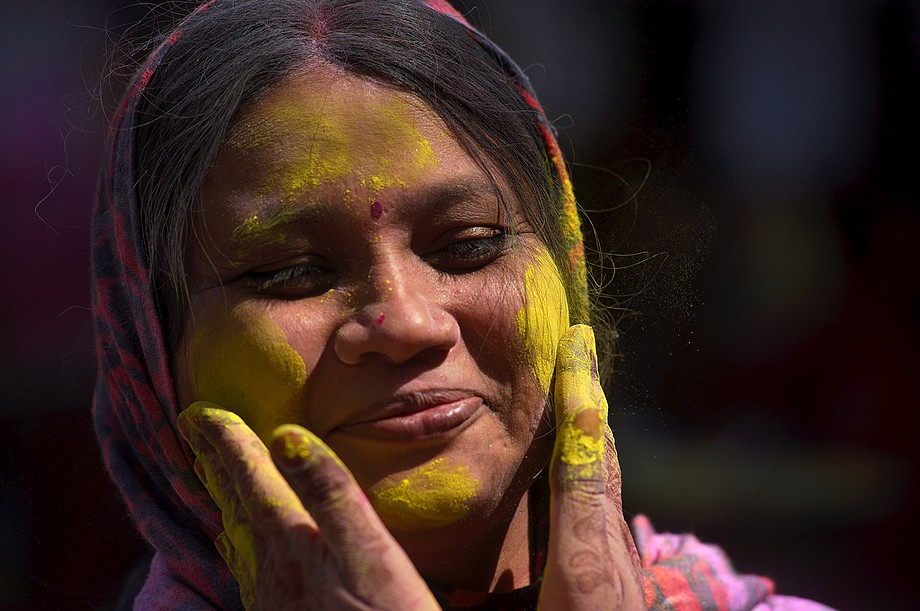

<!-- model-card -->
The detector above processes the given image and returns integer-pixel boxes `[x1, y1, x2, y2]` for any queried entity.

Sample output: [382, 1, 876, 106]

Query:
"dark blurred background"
[2, 1, 916, 608]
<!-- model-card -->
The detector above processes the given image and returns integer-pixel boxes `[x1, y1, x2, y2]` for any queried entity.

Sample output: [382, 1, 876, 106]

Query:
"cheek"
[183, 307, 308, 441]
[516, 248, 570, 396]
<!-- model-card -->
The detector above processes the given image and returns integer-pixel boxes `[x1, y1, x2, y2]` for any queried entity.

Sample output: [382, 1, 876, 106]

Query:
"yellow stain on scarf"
[187, 309, 307, 442]
[516, 248, 570, 395]
[370, 458, 481, 531]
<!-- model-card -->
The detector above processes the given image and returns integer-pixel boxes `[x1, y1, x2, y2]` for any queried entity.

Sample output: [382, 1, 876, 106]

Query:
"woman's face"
[175, 66, 570, 533]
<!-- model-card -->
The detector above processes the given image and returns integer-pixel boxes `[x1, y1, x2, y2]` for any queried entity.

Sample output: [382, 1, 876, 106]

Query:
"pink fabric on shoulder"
[753, 597, 837, 611]
[633, 515, 836, 611]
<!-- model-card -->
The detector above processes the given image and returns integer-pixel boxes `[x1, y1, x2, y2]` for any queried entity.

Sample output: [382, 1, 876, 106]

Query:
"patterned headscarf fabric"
[93, 0, 232, 605]
[92, 1, 830, 609]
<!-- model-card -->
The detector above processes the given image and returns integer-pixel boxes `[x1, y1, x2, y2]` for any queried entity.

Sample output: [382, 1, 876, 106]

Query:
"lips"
[334, 390, 485, 440]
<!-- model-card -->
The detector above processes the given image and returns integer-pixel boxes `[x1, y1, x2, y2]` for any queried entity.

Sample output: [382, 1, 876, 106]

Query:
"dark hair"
[133, 0, 588, 348]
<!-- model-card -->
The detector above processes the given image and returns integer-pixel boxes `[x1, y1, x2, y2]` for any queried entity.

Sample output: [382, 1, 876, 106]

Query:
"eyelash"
[426, 228, 511, 272]
[245, 262, 331, 295]
[244, 228, 511, 295]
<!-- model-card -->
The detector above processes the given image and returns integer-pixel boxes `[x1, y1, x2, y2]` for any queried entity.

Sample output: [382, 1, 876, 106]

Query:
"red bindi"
[376, 314, 386, 325]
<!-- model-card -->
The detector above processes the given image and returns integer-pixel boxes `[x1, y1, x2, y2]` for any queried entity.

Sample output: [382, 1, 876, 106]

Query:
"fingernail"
[271, 424, 314, 470]
[559, 408, 604, 467]
[574, 408, 601, 438]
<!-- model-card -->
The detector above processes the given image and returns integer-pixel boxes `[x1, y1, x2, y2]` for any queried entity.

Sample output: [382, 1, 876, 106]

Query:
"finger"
[216, 532, 258, 611]
[183, 403, 311, 521]
[181, 404, 319, 580]
[541, 325, 645, 609]
[552, 324, 606, 494]
[541, 326, 612, 609]
[184, 425, 237, 517]
[271, 424, 438, 610]
[181, 409, 262, 582]
[271, 425, 398, 576]
[181, 408, 261, 548]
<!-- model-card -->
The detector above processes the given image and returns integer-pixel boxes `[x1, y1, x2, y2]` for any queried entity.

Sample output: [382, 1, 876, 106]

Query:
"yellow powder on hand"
[275, 426, 313, 463]
[551, 325, 608, 485]
[557, 410, 605, 464]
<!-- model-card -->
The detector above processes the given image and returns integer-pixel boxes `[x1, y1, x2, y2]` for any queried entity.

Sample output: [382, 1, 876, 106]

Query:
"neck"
[396, 488, 533, 592]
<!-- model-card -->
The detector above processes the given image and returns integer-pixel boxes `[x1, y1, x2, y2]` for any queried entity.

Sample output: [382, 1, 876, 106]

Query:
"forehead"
[211, 66, 453, 203]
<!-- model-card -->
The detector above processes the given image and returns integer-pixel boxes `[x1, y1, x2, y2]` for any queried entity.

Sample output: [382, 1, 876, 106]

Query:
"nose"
[333, 268, 459, 366]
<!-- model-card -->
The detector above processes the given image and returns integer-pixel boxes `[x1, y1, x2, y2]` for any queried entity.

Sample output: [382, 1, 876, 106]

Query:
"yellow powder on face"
[362, 174, 400, 192]
[369, 458, 481, 531]
[230, 211, 295, 252]
[235, 213, 262, 240]
[516, 248, 570, 395]
[187, 309, 307, 442]
[280, 112, 352, 197]
[354, 99, 439, 195]
[227, 91, 439, 204]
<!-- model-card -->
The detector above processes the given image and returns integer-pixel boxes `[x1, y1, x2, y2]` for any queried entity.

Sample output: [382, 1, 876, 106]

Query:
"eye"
[243, 259, 335, 296]
[425, 227, 511, 272]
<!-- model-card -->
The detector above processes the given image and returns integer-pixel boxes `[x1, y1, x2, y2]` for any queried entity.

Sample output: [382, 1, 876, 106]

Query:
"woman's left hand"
[538, 324, 646, 609]
[178, 404, 440, 610]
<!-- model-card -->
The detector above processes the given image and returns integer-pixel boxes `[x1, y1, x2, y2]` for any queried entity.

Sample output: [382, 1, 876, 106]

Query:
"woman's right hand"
[178, 404, 440, 610]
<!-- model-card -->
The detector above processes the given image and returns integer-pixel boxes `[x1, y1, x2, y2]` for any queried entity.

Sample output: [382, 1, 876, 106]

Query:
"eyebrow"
[228, 175, 504, 250]
[408, 177, 502, 215]
[229, 206, 318, 248]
